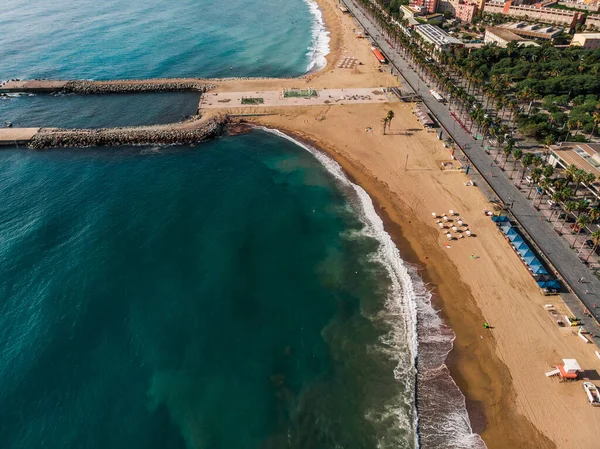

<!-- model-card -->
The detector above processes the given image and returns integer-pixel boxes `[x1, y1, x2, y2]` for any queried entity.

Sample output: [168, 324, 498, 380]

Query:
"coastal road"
[343, 0, 600, 328]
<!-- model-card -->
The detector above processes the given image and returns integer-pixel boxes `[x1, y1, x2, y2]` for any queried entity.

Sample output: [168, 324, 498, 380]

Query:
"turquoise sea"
[0, 0, 485, 448]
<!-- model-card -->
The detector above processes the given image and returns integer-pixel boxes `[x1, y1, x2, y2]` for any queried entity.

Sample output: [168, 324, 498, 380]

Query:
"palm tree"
[572, 170, 587, 197]
[381, 117, 389, 135]
[510, 149, 523, 179]
[574, 213, 590, 249]
[589, 111, 600, 139]
[558, 201, 577, 234]
[520, 153, 535, 182]
[549, 190, 565, 222]
[501, 144, 513, 170]
[542, 164, 554, 179]
[585, 230, 600, 263]
[588, 204, 600, 224]
[534, 178, 550, 208]
[565, 164, 579, 187]
[527, 168, 543, 198]
[576, 199, 590, 216]
[386, 110, 395, 131]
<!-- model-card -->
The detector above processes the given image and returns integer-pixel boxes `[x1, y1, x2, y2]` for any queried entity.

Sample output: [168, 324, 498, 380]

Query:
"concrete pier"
[0, 128, 42, 146]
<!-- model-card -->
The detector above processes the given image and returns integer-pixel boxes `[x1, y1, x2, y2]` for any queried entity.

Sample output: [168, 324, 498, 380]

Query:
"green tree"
[510, 148, 523, 179]
[386, 110, 395, 130]
[585, 230, 600, 263]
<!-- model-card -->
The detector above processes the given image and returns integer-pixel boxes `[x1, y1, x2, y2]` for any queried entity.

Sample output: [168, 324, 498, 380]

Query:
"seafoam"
[304, 0, 331, 73]
[257, 127, 487, 449]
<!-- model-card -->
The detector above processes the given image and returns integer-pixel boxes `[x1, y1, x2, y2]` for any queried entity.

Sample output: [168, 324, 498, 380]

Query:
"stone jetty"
[28, 115, 228, 150]
[1, 79, 216, 94]
[62, 80, 216, 94]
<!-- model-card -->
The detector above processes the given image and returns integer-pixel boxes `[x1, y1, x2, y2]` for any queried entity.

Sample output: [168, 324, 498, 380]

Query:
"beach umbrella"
[438, 222, 445, 228]
[449, 209, 456, 215]
[432, 212, 437, 218]
[465, 230, 472, 237]
[457, 220, 464, 226]
[446, 233, 452, 240]
[452, 226, 458, 232]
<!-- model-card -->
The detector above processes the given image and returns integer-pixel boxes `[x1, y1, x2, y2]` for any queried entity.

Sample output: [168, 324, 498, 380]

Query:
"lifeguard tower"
[545, 359, 581, 381]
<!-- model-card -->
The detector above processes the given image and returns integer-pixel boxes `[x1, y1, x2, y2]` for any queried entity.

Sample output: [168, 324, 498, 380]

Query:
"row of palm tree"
[354, 0, 519, 144]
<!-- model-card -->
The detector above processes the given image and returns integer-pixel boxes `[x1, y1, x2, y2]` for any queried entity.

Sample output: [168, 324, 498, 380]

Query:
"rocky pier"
[27, 115, 229, 150]
[1, 78, 216, 94]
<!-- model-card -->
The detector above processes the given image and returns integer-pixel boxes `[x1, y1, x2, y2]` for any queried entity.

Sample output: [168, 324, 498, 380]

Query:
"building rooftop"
[415, 24, 463, 47]
[486, 26, 525, 42]
[500, 22, 563, 39]
[550, 142, 600, 179]
[573, 33, 600, 39]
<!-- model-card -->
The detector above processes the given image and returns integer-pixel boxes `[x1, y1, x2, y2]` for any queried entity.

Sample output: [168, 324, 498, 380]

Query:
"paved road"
[343, 0, 600, 330]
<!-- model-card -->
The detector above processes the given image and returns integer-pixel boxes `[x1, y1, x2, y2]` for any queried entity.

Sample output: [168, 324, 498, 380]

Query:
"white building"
[415, 24, 464, 51]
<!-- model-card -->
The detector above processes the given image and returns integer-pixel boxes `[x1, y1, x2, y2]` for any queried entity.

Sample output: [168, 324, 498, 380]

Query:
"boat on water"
[583, 382, 600, 406]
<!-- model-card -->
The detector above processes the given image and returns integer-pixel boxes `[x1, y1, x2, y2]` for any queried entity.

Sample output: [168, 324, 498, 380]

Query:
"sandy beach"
[202, 0, 600, 447]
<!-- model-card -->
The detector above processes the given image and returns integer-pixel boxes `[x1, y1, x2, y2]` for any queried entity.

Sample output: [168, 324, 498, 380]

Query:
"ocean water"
[0, 131, 417, 449]
[0, 0, 324, 80]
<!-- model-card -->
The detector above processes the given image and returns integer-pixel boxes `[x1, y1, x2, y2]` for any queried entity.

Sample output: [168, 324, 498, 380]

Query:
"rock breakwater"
[62, 80, 216, 94]
[28, 116, 228, 149]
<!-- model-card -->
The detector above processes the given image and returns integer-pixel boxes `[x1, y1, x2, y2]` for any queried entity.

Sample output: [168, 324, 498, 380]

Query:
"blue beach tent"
[507, 229, 520, 241]
[511, 235, 524, 245]
[532, 265, 548, 275]
[513, 241, 529, 252]
[524, 255, 538, 265]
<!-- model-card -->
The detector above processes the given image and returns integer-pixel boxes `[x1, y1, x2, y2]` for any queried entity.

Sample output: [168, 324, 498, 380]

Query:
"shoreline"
[243, 119, 555, 448]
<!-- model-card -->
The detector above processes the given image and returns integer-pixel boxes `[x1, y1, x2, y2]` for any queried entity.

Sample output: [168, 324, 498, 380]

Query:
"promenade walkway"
[200, 87, 396, 109]
[343, 0, 600, 331]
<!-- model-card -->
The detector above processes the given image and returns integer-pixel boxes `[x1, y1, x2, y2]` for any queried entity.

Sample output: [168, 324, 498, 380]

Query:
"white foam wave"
[304, 0, 331, 73]
[255, 126, 486, 449]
